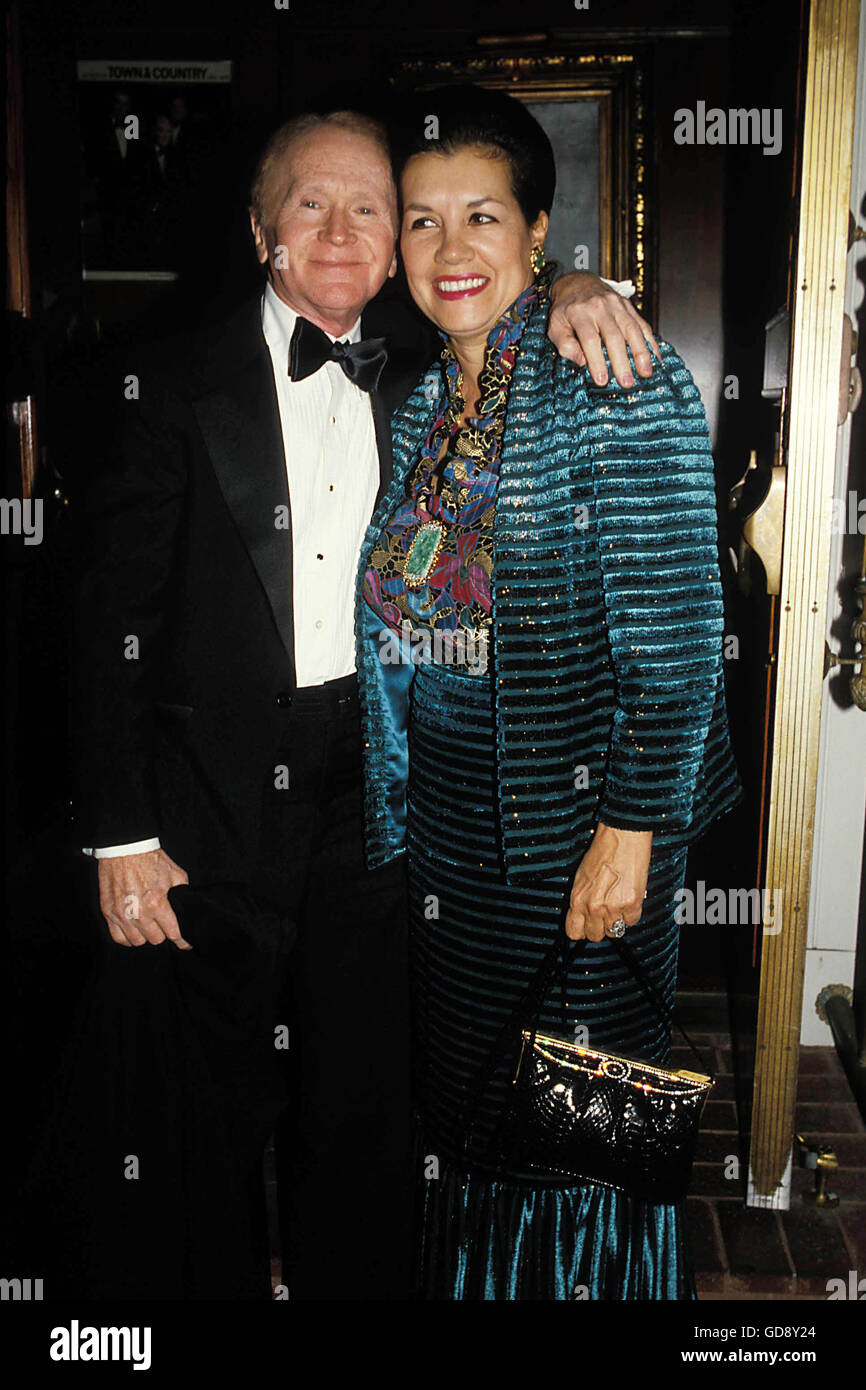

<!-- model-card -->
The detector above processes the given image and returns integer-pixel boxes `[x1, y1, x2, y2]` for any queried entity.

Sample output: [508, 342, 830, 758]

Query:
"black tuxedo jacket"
[72, 289, 430, 904]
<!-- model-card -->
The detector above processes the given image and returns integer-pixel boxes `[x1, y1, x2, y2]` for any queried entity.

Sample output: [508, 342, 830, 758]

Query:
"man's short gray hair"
[249, 110, 392, 227]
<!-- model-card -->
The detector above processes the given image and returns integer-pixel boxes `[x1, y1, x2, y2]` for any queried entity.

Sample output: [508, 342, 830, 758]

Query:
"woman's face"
[400, 146, 548, 347]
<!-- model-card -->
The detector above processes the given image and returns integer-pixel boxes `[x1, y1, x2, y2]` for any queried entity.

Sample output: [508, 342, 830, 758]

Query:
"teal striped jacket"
[354, 298, 741, 878]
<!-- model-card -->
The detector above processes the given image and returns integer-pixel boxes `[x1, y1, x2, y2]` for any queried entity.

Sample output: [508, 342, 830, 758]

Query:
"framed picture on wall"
[391, 45, 655, 322]
[77, 59, 234, 277]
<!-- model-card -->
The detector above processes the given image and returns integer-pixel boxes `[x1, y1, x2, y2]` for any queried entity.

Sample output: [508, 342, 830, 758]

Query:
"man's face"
[250, 126, 398, 337]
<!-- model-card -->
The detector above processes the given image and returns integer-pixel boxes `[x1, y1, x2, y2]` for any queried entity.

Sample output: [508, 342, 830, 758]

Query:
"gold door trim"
[748, 0, 861, 1204]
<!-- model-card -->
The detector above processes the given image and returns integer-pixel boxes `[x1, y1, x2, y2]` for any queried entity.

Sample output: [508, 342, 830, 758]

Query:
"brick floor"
[693, 1044, 866, 1300]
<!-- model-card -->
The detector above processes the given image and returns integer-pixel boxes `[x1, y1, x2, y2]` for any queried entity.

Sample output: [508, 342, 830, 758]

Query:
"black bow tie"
[288, 316, 387, 393]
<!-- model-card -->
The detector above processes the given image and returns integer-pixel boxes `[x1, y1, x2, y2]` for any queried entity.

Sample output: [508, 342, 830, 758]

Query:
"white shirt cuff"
[599, 277, 636, 300]
[83, 838, 161, 858]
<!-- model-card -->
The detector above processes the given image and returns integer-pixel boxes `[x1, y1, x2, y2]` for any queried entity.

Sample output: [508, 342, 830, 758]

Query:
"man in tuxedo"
[72, 109, 658, 1300]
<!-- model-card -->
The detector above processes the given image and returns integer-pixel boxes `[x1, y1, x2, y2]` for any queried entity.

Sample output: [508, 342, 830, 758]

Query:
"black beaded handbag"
[460, 932, 713, 1204]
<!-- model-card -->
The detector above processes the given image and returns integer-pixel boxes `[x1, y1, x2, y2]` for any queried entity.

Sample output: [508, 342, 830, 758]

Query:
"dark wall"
[20, 1, 801, 450]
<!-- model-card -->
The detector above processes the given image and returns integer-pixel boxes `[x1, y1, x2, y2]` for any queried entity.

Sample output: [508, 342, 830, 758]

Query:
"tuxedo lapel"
[189, 293, 429, 666]
[370, 392, 394, 505]
[362, 298, 435, 507]
[191, 298, 295, 671]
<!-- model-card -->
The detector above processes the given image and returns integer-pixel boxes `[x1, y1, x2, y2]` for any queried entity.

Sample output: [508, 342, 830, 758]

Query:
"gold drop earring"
[530, 244, 546, 277]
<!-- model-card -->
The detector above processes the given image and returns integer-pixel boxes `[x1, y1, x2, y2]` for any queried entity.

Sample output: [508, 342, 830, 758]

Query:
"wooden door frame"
[6, 0, 37, 501]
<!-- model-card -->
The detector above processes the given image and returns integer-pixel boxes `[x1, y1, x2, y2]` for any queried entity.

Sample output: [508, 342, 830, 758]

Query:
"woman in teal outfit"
[355, 87, 740, 1300]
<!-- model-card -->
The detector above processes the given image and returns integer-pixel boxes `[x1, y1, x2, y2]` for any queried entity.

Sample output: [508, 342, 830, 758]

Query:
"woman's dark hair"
[390, 84, 556, 225]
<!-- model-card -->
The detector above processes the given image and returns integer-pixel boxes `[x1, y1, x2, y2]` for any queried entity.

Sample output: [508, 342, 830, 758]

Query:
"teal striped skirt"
[407, 662, 697, 1301]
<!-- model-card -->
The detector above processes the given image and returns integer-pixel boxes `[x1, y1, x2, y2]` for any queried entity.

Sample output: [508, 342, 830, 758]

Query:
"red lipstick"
[433, 275, 490, 300]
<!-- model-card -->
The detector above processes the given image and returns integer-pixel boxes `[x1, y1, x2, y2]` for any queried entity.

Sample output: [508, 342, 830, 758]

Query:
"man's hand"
[548, 272, 661, 388]
[98, 848, 192, 948]
[565, 823, 652, 942]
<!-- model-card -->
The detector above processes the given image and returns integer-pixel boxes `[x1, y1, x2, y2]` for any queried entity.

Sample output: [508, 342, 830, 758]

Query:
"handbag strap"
[458, 915, 714, 1162]
[611, 936, 712, 1076]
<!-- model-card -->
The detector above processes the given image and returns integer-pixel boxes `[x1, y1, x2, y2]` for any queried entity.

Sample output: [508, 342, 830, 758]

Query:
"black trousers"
[19, 677, 411, 1301]
[270, 675, 413, 1301]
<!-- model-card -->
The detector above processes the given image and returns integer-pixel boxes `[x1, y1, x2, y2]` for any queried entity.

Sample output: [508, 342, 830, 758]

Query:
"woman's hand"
[565, 823, 653, 942]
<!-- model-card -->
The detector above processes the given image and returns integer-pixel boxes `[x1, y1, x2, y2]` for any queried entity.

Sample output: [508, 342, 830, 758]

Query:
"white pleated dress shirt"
[260, 281, 379, 686]
[86, 280, 380, 858]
